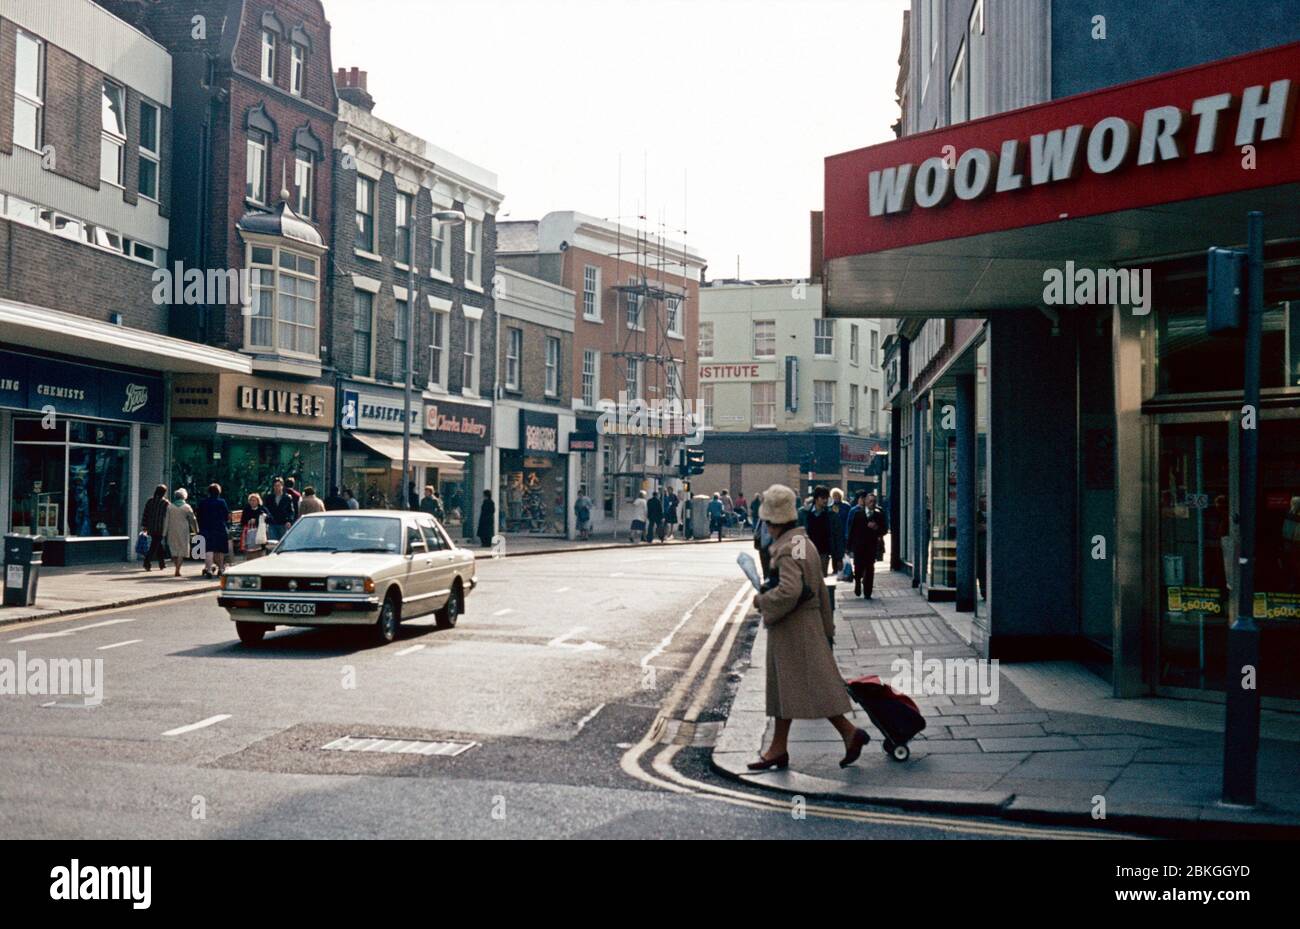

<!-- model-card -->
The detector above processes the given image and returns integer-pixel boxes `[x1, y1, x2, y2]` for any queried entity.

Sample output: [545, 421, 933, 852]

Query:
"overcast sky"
[325, 0, 908, 280]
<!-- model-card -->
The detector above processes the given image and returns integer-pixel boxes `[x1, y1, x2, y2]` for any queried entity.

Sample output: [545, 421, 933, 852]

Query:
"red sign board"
[825, 42, 1300, 259]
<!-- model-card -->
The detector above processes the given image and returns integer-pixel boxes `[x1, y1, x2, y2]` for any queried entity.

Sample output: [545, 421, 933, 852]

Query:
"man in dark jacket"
[800, 486, 840, 577]
[324, 486, 348, 511]
[846, 491, 889, 598]
[141, 484, 170, 571]
[477, 490, 496, 547]
[264, 478, 297, 541]
[646, 491, 664, 543]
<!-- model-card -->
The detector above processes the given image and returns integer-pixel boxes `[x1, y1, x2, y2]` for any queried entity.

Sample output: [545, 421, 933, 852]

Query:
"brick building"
[97, 0, 341, 515]
[330, 68, 501, 533]
[0, 0, 250, 564]
[497, 212, 707, 535]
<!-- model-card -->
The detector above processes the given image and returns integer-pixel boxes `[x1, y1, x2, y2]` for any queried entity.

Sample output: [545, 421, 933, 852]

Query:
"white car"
[218, 510, 476, 646]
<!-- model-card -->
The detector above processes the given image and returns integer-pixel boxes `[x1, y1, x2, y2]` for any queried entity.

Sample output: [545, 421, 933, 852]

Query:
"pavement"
[712, 561, 1300, 837]
[0, 531, 748, 627]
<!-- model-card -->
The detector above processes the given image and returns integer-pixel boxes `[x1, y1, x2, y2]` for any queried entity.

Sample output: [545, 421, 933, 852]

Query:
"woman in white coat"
[164, 488, 199, 577]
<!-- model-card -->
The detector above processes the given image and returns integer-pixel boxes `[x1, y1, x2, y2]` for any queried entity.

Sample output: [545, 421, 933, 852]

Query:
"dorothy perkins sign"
[868, 79, 1293, 217]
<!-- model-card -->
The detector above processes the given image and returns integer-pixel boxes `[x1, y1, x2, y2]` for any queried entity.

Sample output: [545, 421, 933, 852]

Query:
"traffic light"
[799, 453, 817, 474]
[680, 447, 705, 477]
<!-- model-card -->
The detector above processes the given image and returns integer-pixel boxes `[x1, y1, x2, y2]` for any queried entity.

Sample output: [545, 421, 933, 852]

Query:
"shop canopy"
[823, 41, 1300, 318]
[0, 297, 252, 374]
[347, 431, 464, 477]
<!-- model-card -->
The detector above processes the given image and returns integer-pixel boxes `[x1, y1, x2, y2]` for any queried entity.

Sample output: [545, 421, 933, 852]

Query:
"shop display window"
[10, 417, 129, 538]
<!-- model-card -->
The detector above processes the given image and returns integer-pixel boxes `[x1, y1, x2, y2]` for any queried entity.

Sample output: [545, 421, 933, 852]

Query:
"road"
[0, 542, 1109, 839]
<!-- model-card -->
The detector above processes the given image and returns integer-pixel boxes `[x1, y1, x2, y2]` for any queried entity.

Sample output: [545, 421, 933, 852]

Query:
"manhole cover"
[321, 736, 477, 757]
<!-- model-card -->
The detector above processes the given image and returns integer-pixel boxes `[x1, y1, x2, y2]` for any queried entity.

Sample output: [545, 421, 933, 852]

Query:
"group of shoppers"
[798, 485, 889, 599]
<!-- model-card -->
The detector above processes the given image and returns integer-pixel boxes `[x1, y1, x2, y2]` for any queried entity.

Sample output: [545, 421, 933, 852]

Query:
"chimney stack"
[335, 66, 375, 111]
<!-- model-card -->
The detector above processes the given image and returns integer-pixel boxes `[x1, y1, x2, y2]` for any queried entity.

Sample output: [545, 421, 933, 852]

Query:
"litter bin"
[3, 534, 39, 607]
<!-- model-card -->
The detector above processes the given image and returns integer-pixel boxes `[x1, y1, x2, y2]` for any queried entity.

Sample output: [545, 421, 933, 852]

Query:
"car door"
[402, 521, 437, 616]
[417, 516, 455, 609]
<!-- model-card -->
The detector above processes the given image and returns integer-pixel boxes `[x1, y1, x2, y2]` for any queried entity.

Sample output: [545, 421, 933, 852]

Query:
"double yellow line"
[621, 582, 1126, 840]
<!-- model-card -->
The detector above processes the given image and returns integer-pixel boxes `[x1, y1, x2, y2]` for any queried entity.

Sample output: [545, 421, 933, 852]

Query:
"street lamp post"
[403, 202, 465, 507]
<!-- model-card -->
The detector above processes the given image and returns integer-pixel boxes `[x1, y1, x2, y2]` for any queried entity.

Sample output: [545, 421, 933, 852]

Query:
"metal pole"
[402, 199, 416, 510]
[1223, 211, 1263, 806]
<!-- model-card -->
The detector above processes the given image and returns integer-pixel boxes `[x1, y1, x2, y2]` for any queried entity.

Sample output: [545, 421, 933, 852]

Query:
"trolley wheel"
[890, 743, 910, 762]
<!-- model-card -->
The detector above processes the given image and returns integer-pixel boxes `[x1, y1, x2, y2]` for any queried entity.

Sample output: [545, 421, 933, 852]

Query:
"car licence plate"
[263, 602, 317, 616]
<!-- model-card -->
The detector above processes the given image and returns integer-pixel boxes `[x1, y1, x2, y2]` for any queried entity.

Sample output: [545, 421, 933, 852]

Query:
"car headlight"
[328, 576, 371, 593]
[228, 575, 261, 591]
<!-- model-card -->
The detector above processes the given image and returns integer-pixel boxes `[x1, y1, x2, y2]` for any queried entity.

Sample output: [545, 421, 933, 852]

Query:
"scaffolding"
[605, 218, 694, 498]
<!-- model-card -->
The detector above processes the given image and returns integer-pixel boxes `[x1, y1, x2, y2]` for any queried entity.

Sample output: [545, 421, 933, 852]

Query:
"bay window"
[246, 243, 320, 358]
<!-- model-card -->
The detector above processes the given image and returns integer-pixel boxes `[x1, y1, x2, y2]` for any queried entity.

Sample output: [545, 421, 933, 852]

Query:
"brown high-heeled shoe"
[746, 751, 789, 771]
[839, 728, 869, 768]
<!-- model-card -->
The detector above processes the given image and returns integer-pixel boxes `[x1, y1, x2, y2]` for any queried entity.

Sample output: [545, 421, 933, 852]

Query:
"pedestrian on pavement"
[196, 483, 231, 577]
[298, 486, 326, 516]
[420, 485, 445, 521]
[748, 484, 867, 772]
[734, 492, 749, 528]
[574, 488, 593, 540]
[846, 490, 888, 598]
[707, 493, 724, 541]
[324, 485, 348, 511]
[240, 493, 272, 560]
[664, 490, 678, 540]
[828, 488, 851, 574]
[407, 481, 421, 511]
[140, 484, 170, 572]
[283, 476, 302, 506]
[629, 490, 648, 544]
[800, 486, 839, 577]
[342, 487, 360, 510]
[265, 478, 297, 541]
[477, 490, 496, 548]
[720, 489, 735, 527]
[647, 490, 664, 543]
[164, 488, 198, 577]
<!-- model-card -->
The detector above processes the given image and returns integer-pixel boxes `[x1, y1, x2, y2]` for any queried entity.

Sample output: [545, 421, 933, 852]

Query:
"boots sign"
[868, 79, 1292, 218]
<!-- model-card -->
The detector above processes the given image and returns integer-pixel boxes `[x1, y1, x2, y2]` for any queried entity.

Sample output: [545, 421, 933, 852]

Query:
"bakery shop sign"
[425, 400, 491, 448]
[869, 79, 1294, 217]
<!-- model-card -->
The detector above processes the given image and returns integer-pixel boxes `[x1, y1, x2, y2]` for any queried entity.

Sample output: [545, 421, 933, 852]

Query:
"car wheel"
[435, 584, 461, 629]
[376, 596, 400, 644]
[236, 622, 267, 646]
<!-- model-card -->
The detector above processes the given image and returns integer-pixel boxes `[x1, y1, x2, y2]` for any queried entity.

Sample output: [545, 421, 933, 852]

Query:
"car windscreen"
[275, 516, 403, 554]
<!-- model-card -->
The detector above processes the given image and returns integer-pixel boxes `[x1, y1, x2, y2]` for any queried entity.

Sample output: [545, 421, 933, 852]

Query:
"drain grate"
[321, 736, 477, 757]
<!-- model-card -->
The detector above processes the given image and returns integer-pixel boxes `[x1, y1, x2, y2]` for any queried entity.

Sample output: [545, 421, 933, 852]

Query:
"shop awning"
[0, 298, 253, 374]
[823, 41, 1300, 318]
[347, 431, 464, 476]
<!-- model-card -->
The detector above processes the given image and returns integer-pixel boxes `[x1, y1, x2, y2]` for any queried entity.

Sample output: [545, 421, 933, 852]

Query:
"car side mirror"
[265, 539, 279, 553]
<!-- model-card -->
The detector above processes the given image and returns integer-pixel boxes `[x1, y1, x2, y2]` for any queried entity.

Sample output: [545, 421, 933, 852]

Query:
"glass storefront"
[437, 454, 477, 538]
[10, 418, 130, 538]
[1154, 415, 1300, 701]
[500, 450, 567, 536]
[926, 384, 957, 590]
[173, 433, 326, 514]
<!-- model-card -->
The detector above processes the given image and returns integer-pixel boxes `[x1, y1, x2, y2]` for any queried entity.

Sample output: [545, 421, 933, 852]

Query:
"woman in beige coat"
[748, 484, 868, 771]
[164, 488, 199, 577]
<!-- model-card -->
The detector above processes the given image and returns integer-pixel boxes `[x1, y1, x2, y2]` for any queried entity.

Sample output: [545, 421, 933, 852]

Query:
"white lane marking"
[97, 639, 142, 651]
[162, 714, 231, 737]
[10, 617, 137, 644]
[546, 627, 605, 652]
[553, 587, 572, 594]
[492, 608, 514, 616]
[641, 588, 714, 670]
[8, 631, 74, 643]
[70, 618, 137, 633]
[394, 644, 425, 657]
[576, 703, 606, 733]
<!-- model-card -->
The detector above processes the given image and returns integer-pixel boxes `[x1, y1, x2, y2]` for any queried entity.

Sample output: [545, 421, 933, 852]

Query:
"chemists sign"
[0, 349, 163, 424]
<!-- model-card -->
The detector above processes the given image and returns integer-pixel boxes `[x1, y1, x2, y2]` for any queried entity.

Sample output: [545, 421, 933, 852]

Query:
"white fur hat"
[758, 484, 798, 525]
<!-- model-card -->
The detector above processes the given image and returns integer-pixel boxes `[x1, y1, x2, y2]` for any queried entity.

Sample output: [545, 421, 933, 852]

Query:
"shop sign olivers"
[867, 79, 1294, 218]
